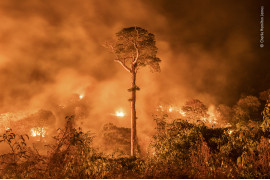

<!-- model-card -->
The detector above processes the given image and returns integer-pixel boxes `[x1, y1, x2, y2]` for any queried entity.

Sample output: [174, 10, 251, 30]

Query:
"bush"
[1, 99, 270, 178]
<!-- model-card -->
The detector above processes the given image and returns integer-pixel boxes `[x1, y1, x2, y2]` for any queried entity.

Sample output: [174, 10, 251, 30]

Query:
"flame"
[207, 105, 217, 124]
[179, 109, 186, 116]
[201, 117, 207, 121]
[30, 128, 46, 137]
[79, 94, 84, 99]
[156, 105, 186, 118]
[115, 111, 125, 117]
[157, 105, 164, 112]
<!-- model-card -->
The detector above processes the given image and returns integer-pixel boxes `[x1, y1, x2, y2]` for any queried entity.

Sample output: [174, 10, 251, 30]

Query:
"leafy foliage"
[101, 123, 131, 156]
[114, 27, 161, 72]
[182, 99, 208, 124]
[261, 100, 270, 131]
[0, 129, 44, 178]
[1, 94, 270, 178]
[0, 129, 29, 164]
[106, 26, 161, 73]
[233, 96, 261, 125]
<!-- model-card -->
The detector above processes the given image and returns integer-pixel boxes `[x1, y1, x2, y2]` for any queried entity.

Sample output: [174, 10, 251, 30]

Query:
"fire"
[156, 105, 164, 112]
[207, 105, 217, 124]
[179, 109, 186, 116]
[156, 105, 187, 118]
[79, 94, 84, 99]
[115, 111, 125, 117]
[31, 127, 46, 137]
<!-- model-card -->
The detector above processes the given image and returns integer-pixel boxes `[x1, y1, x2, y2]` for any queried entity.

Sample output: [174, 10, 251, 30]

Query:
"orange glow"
[0, 112, 33, 122]
[179, 109, 186, 116]
[157, 105, 164, 112]
[115, 111, 125, 117]
[79, 94, 84, 99]
[207, 105, 217, 124]
[30, 127, 46, 137]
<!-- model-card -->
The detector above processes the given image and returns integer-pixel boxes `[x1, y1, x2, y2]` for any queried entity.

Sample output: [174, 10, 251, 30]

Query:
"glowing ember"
[116, 111, 125, 117]
[229, 130, 233, 135]
[201, 117, 207, 121]
[168, 107, 173, 112]
[79, 94, 84, 99]
[31, 128, 46, 137]
[157, 105, 164, 112]
[179, 110, 186, 116]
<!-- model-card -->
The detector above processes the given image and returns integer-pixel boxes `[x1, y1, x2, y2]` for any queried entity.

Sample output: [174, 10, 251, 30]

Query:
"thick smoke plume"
[0, 0, 269, 145]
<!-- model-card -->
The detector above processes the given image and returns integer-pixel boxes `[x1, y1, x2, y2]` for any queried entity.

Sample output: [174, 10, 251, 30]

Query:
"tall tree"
[105, 27, 161, 156]
[232, 96, 261, 125]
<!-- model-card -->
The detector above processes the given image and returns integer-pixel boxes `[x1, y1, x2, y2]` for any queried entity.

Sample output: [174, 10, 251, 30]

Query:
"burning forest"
[0, 0, 269, 178]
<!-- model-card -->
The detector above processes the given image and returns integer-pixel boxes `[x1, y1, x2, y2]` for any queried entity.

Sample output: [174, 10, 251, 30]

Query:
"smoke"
[0, 0, 269, 149]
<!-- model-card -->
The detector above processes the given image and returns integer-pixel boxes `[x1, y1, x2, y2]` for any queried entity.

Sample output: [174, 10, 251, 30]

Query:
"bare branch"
[132, 39, 139, 65]
[133, 44, 139, 65]
[104, 41, 132, 73]
[133, 27, 140, 65]
[115, 59, 132, 73]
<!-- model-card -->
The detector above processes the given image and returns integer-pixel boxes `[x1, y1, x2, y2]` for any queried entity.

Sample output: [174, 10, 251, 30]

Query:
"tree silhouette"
[232, 96, 261, 125]
[182, 99, 208, 124]
[106, 27, 161, 156]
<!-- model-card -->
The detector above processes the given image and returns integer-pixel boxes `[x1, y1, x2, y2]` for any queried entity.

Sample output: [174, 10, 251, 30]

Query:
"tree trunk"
[131, 66, 137, 156]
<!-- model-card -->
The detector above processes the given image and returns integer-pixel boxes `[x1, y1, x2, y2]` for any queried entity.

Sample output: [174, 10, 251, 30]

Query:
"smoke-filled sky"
[0, 0, 269, 129]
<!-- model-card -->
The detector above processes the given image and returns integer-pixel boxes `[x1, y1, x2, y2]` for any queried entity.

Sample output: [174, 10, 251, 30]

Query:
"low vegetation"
[0, 92, 270, 178]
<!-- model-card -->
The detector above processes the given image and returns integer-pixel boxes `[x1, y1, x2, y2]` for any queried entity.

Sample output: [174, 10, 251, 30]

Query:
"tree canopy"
[108, 27, 161, 73]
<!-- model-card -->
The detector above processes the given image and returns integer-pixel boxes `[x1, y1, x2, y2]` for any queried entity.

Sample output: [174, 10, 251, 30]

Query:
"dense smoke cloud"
[146, 0, 269, 104]
[0, 0, 269, 139]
